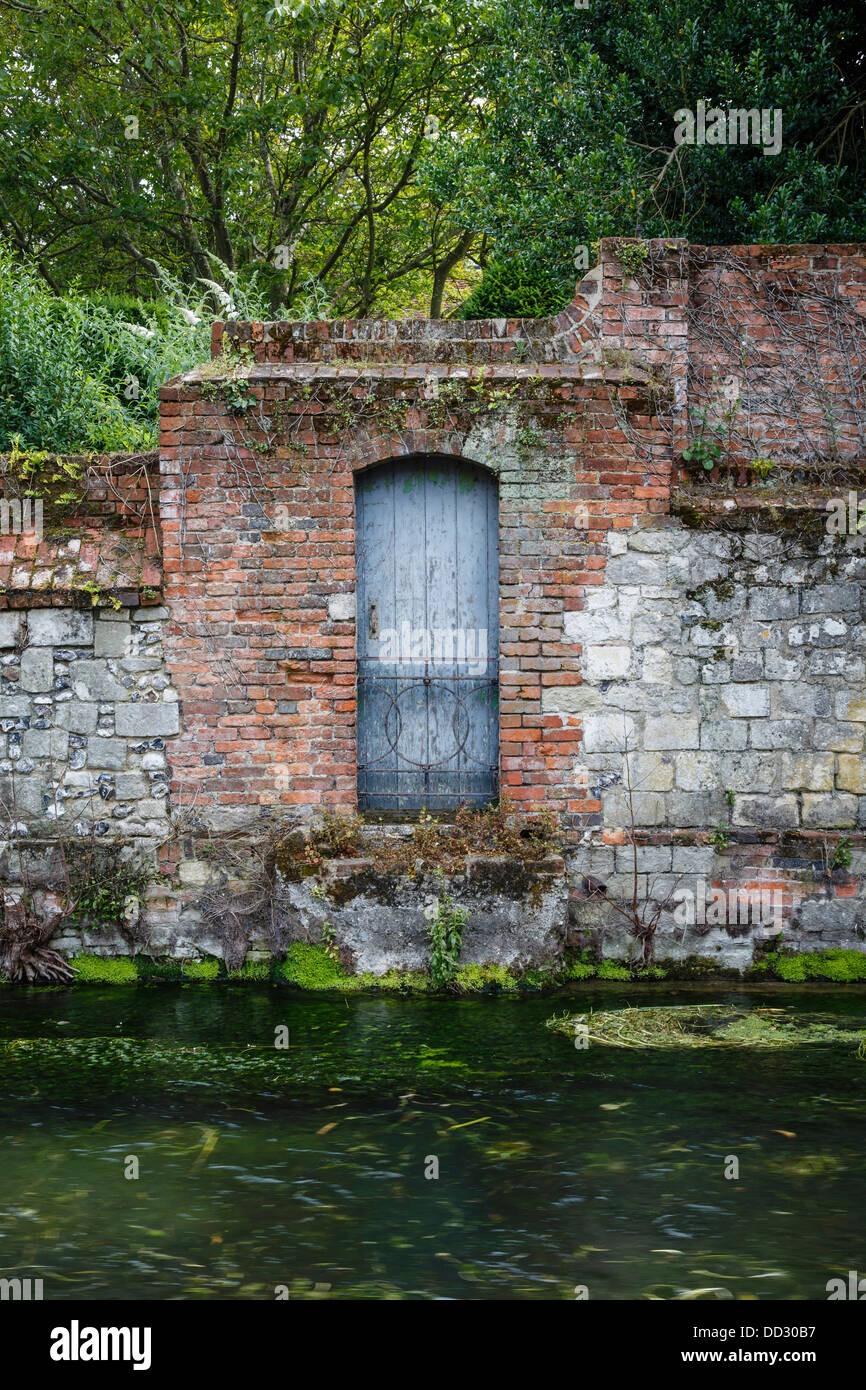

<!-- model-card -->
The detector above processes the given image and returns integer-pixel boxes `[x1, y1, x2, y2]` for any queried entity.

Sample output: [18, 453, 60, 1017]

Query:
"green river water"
[0, 984, 864, 1301]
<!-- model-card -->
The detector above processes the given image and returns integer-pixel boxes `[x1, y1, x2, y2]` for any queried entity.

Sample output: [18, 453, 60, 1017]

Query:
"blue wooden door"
[355, 455, 499, 812]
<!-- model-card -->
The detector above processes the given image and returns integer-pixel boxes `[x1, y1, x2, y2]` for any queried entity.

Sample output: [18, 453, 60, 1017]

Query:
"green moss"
[182, 959, 220, 981]
[357, 970, 430, 993]
[815, 950, 866, 982]
[454, 962, 519, 994]
[275, 943, 361, 991]
[596, 960, 632, 980]
[70, 955, 138, 984]
[752, 950, 866, 983]
[563, 958, 596, 980]
[228, 959, 272, 981]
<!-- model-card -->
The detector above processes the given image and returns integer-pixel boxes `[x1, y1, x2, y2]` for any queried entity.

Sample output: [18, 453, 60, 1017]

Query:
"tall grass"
[0, 244, 269, 452]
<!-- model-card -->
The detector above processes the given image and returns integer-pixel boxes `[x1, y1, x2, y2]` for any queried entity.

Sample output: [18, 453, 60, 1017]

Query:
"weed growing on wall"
[426, 891, 469, 990]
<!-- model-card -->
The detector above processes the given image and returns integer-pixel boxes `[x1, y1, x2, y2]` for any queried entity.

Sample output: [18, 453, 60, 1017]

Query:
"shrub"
[66, 851, 151, 930]
[459, 257, 573, 319]
[0, 240, 268, 452]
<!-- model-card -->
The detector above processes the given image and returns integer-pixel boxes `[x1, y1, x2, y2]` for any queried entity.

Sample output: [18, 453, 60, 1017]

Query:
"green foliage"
[0, 0, 494, 318]
[427, 894, 469, 989]
[0, 240, 268, 451]
[563, 953, 667, 981]
[828, 839, 853, 871]
[182, 959, 220, 981]
[750, 456, 776, 481]
[311, 811, 365, 859]
[753, 950, 866, 983]
[422, 0, 866, 292]
[70, 954, 138, 984]
[454, 962, 519, 993]
[276, 943, 361, 991]
[682, 408, 725, 472]
[596, 960, 632, 981]
[228, 960, 271, 980]
[356, 969, 430, 992]
[67, 852, 151, 930]
[459, 257, 573, 319]
[563, 958, 596, 980]
[613, 240, 649, 277]
[0, 242, 152, 452]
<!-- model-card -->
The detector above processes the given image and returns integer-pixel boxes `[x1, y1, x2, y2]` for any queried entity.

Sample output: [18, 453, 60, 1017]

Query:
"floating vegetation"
[548, 1004, 866, 1050]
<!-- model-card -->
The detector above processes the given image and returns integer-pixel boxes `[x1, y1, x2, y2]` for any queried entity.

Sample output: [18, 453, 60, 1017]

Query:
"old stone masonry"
[1, 237, 865, 977]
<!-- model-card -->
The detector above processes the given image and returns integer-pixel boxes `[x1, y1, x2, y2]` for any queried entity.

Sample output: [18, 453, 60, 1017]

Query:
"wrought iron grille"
[357, 659, 499, 812]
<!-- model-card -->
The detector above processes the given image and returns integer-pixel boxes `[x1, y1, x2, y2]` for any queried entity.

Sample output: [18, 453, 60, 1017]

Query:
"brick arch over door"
[354, 453, 499, 812]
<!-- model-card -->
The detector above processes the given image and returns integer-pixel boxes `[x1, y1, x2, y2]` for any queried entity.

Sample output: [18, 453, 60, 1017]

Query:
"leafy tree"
[423, 0, 866, 311]
[0, 0, 492, 316]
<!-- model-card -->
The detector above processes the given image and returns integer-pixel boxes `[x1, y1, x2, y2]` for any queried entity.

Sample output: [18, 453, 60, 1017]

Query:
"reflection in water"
[0, 985, 864, 1300]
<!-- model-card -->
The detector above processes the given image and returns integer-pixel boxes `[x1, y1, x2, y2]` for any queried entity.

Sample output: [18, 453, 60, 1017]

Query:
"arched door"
[355, 455, 499, 812]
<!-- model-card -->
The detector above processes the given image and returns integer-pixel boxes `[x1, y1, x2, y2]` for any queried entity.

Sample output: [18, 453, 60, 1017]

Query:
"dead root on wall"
[0, 890, 75, 983]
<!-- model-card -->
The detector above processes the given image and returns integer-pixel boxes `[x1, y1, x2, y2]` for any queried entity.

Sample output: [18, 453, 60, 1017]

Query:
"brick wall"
[3, 237, 866, 971]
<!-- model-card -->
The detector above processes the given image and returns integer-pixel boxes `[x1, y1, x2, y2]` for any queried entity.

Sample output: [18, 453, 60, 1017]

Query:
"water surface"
[0, 984, 863, 1300]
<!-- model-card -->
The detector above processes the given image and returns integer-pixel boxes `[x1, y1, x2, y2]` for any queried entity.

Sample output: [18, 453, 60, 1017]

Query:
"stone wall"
[0, 606, 178, 826]
[2, 238, 865, 976]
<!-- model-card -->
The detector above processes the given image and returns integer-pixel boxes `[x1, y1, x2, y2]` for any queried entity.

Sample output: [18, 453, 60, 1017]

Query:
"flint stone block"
[643, 716, 699, 750]
[94, 621, 132, 657]
[720, 684, 770, 718]
[801, 794, 858, 828]
[615, 846, 672, 873]
[327, 593, 355, 623]
[27, 609, 93, 646]
[55, 702, 99, 734]
[86, 737, 128, 770]
[800, 584, 861, 613]
[584, 645, 630, 680]
[21, 729, 68, 760]
[749, 719, 810, 750]
[71, 661, 129, 702]
[582, 712, 635, 752]
[0, 613, 22, 647]
[19, 648, 53, 693]
[115, 703, 180, 737]
[776, 683, 831, 718]
[748, 589, 798, 620]
[837, 756, 866, 794]
[733, 795, 799, 829]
